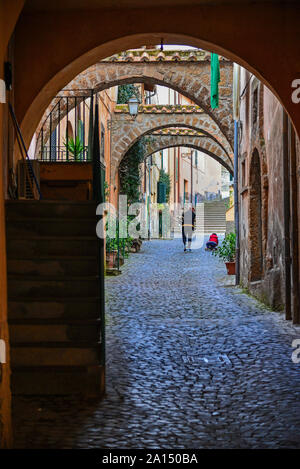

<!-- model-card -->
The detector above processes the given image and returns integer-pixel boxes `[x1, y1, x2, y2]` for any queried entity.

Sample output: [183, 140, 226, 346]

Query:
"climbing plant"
[158, 168, 171, 202]
[117, 84, 141, 104]
[119, 138, 147, 205]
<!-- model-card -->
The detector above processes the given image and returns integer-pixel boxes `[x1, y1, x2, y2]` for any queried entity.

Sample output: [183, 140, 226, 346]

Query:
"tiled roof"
[151, 128, 205, 136]
[115, 104, 204, 114]
[102, 49, 229, 63]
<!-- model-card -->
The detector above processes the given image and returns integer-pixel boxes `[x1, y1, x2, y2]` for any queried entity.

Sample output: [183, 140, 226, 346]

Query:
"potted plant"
[63, 136, 85, 161]
[213, 232, 236, 275]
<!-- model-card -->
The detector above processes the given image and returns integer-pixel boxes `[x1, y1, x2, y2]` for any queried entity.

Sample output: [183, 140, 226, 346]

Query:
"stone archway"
[110, 104, 233, 183]
[142, 132, 233, 174]
[249, 149, 263, 282]
[36, 50, 233, 149]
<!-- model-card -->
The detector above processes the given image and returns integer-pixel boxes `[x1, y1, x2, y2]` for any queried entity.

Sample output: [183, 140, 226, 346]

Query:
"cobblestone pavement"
[13, 238, 300, 448]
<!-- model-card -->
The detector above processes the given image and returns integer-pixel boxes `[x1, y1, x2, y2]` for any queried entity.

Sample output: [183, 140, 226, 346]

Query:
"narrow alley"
[13, 238, 300, 449]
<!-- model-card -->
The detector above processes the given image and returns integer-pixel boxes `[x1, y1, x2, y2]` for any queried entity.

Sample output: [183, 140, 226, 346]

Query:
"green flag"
[210, 53, 220, 109]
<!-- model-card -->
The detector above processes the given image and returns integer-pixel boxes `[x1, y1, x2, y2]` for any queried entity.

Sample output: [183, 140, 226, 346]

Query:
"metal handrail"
[9, 103, 42, 199]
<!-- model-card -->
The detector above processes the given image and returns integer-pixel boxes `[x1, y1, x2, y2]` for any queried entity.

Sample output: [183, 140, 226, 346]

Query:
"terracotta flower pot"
[225, 261, 236, 275]
[106, 252, 116, 268]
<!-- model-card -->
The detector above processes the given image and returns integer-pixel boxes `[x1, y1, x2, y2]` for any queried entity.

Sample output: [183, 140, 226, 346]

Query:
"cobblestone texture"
[13, 238, 300, 448]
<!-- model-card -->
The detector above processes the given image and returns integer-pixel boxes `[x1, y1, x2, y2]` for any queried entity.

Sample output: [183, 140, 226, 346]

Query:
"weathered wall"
[239, 68, 285, 310]
[260, 88, 285, 308]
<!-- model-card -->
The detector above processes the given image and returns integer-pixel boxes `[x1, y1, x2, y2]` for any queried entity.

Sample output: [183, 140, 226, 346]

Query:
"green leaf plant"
[212, 232, 236, 262]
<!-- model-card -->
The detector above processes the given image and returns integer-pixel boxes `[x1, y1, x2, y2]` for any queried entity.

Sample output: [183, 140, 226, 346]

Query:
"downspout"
[148, 156, 151, 240]
[191, 151, 193, 205]
[234, 120, 240, 285]
[283, 110, 291, 320]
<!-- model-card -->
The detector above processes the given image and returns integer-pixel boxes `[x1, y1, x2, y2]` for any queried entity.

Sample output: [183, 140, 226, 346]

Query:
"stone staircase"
[173, 199, 227, 235]
[196, 199, 227, 234]
[5, 200, 104, 396]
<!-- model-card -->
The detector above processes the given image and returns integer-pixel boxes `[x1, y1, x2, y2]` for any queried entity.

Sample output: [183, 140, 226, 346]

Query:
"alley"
[12, 238, 300, 449]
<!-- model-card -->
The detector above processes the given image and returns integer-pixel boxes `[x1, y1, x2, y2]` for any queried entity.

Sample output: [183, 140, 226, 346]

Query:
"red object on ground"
[209, 233, 218, 245]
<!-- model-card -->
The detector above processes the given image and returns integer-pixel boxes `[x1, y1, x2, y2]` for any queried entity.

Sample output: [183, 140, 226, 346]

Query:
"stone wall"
[239, 70, 285, 310]
[111, 106, 233, 185]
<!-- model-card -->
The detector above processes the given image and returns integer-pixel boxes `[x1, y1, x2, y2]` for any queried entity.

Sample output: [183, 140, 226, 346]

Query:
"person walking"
[182, 206, 196, 252]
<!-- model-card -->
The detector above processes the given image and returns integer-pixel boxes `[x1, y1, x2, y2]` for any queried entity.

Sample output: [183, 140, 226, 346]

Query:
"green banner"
[210, 53, 220, 109]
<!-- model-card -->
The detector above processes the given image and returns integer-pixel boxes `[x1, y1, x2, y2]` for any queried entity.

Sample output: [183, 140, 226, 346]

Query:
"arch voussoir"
[35, 52, 233, 155]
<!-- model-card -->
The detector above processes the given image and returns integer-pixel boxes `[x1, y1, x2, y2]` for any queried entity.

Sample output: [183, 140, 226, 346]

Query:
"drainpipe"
[234, 120, 240, 285]
[178, 148, 180, 205]
[191, 151, 193, 205]
[283, 110, 291, 320]
[148, 156, 151, 240]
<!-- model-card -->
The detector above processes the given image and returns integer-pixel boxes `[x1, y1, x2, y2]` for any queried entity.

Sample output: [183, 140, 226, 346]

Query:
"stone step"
[7, 257, 97, 276]
[11, 342, 102, 367]
[196, 216, 226, 219]
[9, 319, 101, 343]
[197, 217, 226, 221]
[10, 365, 104, 396]
[197, 214, 226, 218]
[196, 218, 226, 222]
[6, 199, 98, 219]
[197, 211, 226, 214]
[6, 218, 96, 238]
[8, 297, 101, 320]
[7, 237, 98, 258]
[5, 200, 104, 397]
[8, 275, 99, 299]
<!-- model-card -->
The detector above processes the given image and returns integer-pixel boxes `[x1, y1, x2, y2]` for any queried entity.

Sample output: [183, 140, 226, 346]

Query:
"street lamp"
[128, 95, 139, 118]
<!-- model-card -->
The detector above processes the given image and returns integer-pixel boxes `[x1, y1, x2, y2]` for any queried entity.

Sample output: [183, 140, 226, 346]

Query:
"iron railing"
[36, 91, 92, 162]
[9, 104, 42, 199]
[39, 145, 90, 162]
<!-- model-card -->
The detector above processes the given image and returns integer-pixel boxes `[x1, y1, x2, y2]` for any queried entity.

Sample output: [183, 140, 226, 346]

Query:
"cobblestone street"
[13, 238, 300, 448]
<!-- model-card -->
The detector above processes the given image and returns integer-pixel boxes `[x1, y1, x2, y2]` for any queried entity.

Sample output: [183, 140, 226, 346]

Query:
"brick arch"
[35, 58, 233, 155]
[55, 58, 233, 146]
[111, 107, 233, 182]
[142, 134, 233, 174]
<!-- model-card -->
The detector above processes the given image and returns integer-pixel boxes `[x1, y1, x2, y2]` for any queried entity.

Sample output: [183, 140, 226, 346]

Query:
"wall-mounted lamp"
[128, 95, 139, 118]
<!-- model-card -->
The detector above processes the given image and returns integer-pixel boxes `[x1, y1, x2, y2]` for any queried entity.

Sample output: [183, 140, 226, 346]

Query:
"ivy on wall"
[117, 84, 141, 104]
[117, 84, 149, 205]
[119, 138, 146, 205]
